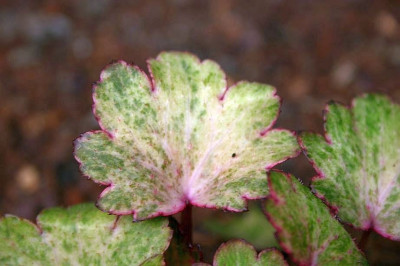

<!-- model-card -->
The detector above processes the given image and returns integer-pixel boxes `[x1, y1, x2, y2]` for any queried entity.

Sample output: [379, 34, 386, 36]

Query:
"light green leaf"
[213, 239, 287, 266]
[300, 94, 400, 239]
[203, 202, 277, 249]
[0, 203, 171, 265]
[74, 52, 299, 220]
[264, 171, 367, 265]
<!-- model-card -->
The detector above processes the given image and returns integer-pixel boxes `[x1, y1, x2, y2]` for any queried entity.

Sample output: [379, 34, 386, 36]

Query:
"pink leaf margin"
[262, 170, 367, 265]
[212, 239, 287, 266]
[73, 51, 300, 220]
[298, 95, 400, 240]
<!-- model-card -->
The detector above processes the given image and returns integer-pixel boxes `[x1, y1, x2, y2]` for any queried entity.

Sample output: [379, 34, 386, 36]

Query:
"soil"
[0, 0, 399, 264]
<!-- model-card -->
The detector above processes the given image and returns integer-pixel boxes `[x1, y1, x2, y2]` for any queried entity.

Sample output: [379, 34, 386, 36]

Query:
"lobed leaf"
[212, 239, 287, 266]
[299, 94, 400, 240]
[0, 203, 171, 265]
[264, 171, 367, 265]
[74, 52, 299, 220]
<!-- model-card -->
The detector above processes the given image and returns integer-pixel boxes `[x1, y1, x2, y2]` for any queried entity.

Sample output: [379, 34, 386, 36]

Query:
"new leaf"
[74, 52, 299, 220]
[0, 203, 171, 265]
[300, 94, 400, 240]
[212, 240, 286, 266]
[264, 171, 367, 265]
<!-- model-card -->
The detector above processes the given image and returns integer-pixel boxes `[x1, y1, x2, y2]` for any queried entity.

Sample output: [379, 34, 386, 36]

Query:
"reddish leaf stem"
[180, 203, 193, 247]
[358, 229, 371, 253]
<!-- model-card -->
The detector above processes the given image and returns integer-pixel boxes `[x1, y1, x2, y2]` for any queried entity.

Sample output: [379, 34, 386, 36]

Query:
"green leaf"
[264, 171, 367, 265]
[203, 202, 277, 249]
[300, 94, 400, 240]
[212, 239, 287, 266]
[0, 203, 172, 265]
[74, 52, 299, 220]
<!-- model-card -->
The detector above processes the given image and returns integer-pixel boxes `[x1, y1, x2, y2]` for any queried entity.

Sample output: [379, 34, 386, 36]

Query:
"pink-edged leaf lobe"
[74, 52, 299, 220]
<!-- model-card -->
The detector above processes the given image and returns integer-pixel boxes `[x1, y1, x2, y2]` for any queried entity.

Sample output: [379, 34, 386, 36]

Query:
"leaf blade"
[300, 94, 400, 239]
[264, 171, 367, 265]
[0, 203, 172, 265]
[213, 239, 287, 266]
[75, 52, 299, 219]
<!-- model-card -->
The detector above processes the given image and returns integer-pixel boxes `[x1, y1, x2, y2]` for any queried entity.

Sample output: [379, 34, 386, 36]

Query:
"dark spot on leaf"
[232, 153, 236, 158]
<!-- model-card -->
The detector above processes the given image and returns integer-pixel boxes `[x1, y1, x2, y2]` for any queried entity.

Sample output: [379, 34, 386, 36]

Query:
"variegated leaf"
[74, 52, 299, 220]
[300, 94, 400, 240]
[212, 239, 287, 266]
[264, 171, 367, 265]
[0, 203, 171, 265]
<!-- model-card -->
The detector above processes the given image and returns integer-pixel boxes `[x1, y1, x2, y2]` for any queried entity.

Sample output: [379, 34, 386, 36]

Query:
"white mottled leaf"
[264, 171, 367, 265]
[0, 203, 171, 265]
[300, 94, 400, 239]
[212, 239, 287, 266]
[74, 52, 299, 220]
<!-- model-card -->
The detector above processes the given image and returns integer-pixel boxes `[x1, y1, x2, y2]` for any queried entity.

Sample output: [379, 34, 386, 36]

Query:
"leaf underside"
[212, 239, 287, 266]
[74, 52, 299, 220]
[300, 94, 400, 240]
[0, 203, 171, 265]
[264, 171, 367, 265]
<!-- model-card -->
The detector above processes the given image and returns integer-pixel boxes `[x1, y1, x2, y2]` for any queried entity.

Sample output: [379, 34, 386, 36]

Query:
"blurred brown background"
[0, 0, 399, 264]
